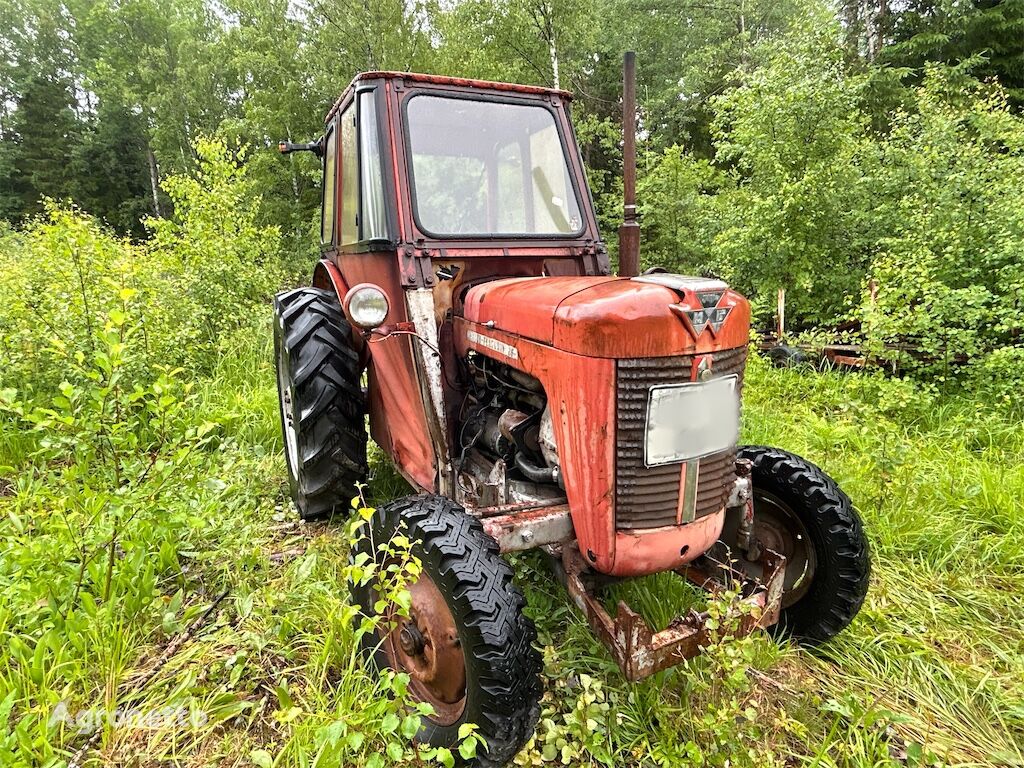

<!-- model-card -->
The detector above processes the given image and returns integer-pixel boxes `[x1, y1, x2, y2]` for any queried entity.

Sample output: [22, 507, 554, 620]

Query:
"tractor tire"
[738, 446, 870, 645]
[766, 344, 809, 368]
[350, 494, 542, 767]
[274, 287, 367, 520]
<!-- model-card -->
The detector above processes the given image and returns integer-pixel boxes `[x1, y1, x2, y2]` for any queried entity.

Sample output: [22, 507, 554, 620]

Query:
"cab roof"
[325, 71, 573, 122]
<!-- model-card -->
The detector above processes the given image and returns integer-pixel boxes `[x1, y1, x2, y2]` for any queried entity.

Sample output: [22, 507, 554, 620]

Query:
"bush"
[0, 137, 290, 766]
[0, 138, 284, 404]
[862, 67, 1024, 376]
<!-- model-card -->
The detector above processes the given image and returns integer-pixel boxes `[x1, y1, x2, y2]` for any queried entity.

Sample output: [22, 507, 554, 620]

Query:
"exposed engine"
[455, 352, 563, 507]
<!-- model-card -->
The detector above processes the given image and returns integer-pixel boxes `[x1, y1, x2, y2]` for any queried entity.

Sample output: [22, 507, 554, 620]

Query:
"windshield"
[406, 95, 584, 237]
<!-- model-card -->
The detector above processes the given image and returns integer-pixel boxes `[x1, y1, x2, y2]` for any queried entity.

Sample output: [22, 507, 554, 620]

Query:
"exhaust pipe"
[618, 51, 640, 278]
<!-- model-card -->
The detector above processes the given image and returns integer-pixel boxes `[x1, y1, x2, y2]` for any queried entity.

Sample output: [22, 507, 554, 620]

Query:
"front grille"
[615, 347, 747, 530]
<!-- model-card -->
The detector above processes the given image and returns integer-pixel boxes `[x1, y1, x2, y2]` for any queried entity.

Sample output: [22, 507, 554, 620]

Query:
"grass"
[2, 326, 1023, 767]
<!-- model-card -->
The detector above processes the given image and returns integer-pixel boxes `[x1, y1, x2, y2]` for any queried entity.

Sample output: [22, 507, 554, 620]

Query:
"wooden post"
[776, 287, 786, 340]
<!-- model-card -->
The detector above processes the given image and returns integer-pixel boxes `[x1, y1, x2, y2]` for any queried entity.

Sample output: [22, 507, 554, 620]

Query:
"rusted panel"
[610, 509, 725, 577]
[480, 505, 574, 552]
[823, 347, 867, 368]
[454, 318, 618, 572]
[562, 545, 786, 681]
[554, 279, 750, 358]
[475, 500, 563, 517]
[462, 277, 751, 358]
[327, 71, 575, 121]
[337, 251, 437, 491]
[361, 71, 574, 98]
[462, 276, 620, 345]
[406, 288, 453, 494]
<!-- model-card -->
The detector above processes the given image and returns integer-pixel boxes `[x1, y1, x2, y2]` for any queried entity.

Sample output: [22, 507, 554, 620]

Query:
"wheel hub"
[752, 490, 816, 607]
[398, 622, 426, 656]
[383, 572, 467, 725]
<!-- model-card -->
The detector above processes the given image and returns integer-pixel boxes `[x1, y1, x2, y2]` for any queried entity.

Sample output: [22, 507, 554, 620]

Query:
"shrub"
[862, 67, 1024, 376]
[0, 138, 284, 405]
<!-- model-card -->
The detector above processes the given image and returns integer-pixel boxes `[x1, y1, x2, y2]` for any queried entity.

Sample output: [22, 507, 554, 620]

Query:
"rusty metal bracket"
[479, 504, 574, 553]
[562, 545, 786, 681]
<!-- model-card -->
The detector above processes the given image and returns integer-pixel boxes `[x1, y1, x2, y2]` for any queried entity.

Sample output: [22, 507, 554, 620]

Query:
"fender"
[312, 259, 367, 360]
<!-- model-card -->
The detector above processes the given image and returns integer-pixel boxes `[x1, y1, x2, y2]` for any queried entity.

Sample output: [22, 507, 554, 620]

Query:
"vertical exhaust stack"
[618, 51, 640, 278]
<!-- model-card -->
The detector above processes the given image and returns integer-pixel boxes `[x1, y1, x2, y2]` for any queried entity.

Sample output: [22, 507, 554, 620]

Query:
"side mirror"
[278, 138, 323, 158]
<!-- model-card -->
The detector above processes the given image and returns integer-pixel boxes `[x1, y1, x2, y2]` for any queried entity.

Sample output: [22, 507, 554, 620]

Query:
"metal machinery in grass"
[274, 54, 871, 766]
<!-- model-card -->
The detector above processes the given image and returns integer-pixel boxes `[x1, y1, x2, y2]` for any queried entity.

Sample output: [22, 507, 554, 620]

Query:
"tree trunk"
[543, 2, 560, 90]
[146, 146, 162, 217]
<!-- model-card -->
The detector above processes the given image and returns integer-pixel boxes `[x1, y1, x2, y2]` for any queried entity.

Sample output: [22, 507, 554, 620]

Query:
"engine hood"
[461, 274, 750, 357]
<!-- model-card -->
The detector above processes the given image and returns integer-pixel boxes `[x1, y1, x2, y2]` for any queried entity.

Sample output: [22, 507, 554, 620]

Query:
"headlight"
[344, 284, 390, 330]
[645, 375, 739, 466]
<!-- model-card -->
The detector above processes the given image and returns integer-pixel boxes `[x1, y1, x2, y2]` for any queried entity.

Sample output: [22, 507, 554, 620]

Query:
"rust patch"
[561, 545, 785, 681]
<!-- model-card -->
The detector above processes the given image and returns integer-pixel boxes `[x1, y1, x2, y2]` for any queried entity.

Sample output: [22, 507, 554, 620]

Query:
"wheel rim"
[382, 571, 467, 725]
[276, 336, 300, 479]
[753, 490, 816, 607]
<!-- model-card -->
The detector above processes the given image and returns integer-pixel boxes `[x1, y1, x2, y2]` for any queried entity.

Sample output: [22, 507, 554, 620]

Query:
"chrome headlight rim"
[343, 283, 390, 330]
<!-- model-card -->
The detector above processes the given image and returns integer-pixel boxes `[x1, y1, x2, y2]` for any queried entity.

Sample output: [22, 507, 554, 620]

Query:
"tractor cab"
[293, 72, 607, 279]
[285, 71, 754, 575]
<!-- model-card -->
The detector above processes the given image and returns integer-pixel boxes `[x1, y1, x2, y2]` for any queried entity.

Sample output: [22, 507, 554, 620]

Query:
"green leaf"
[400, 714, 420, 739]
[434, 747, 455, 768]
[458, 737, 478, 760]
[381, 713, 400, 734]
[386, 741, 404, 761]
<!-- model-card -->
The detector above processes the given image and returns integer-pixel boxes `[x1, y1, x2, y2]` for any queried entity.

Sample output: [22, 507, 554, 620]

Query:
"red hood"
[461, 275, 750, 357]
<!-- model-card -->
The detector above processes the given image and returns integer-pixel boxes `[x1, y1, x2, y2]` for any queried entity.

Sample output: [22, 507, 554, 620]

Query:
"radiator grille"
[615, 347, 747, 530]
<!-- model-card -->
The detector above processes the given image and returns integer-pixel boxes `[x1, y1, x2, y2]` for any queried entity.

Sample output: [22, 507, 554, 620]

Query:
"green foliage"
[883, 0, 1024, 108]
[636, 148, 724, 274]
[633, 15, 1024, 393]
[0, 304, 233, 766]
[1, 2, 1024, 765]
[0, 138, 283, 403]
[861, 66, 1024, 378]
[145, 137, 286, 367]
[704, 18, 875, 326]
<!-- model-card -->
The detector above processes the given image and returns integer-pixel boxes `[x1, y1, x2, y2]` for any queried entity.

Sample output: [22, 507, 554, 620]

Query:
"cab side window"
[339, 105, 358, 244]
[321, 125, 337, 245]
[359, 90, 387, 241]
[335, 90, 388, 247]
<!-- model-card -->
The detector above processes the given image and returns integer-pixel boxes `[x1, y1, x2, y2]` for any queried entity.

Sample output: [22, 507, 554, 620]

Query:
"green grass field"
[2, 322, 1023, 767]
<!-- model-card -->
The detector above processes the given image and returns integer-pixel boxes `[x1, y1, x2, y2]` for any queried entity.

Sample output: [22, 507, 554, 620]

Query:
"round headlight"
[344, 284, 390, 330]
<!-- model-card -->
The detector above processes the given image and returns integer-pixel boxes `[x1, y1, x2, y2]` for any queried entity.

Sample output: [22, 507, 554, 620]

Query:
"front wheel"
[350, 495, 542, 766]
[738, 446, 871, 644]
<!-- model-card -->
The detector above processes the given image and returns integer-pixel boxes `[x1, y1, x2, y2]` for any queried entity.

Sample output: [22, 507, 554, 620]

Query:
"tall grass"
[2, 204, 1023, 764]
[5, 329, 1024, 766]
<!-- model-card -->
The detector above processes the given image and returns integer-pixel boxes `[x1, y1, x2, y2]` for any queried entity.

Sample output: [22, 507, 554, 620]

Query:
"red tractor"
[275, 56, 870, 765]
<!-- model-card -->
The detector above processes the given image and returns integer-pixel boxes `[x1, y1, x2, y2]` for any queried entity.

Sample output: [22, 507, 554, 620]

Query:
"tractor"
[274, 54, 870, 766]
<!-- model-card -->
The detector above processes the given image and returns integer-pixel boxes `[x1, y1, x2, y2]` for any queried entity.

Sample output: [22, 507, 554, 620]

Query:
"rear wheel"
[738, 446, 870, 644]
[274, 287, 367, 520]
[350, 495, 542, 766]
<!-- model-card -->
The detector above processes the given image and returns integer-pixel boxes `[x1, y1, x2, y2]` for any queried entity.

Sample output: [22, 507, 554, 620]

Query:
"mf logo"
[672, 303, 732, 337]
